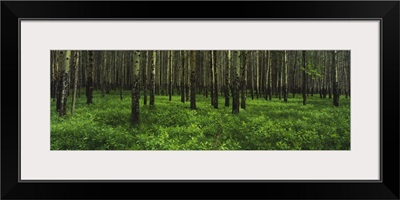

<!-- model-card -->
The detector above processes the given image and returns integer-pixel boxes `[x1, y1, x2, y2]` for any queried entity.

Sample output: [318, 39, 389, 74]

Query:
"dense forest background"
[51, 50, 350, 150]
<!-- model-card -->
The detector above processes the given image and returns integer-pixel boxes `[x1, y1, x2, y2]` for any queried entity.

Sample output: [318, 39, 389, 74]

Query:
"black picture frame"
[2, 1, 399, 199]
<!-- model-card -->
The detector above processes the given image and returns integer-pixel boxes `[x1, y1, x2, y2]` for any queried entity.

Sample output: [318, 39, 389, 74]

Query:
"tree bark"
[120, 51, 125, 100]
[150, 51, 156, 107]
[232, 51, 240, 114]
[241, 51, 247, 109]
[59, 50, 71, 117]
[101, 51, 106, 97]
[71, 51, 79, 114]
[86, 51, 94, 104]
[181, 51, 185, 103]
[190, 51, 197, 109]
[283, 50, 288, 102]
[131, 51, 141, 124]
[212, 50, 218, 108]
[268, 51, 272, 100]
[143, 51, 148, 105]
[225, 50, 231, 107]
[168, 51, 172, 101]
[332, 50, 339, 106]
[302, 51, 307, 105]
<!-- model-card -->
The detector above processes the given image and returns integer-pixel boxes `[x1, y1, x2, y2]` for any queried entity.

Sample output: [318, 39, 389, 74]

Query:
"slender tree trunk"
[143, 51, 148, 105]
[225, 50, 230, 107]
[268, 51, 272, 100]
[131, 51, 141, 124]
[255, 51, 259, 99]
[283, 50, 288, 102]
[302, 51, 307, 105]
[343, 52, 349, 98]
[190, 51, 196, 109]
[120, 51, 125, 100]
[59, 50, 71, 117]
[332, 50, 339, 106]
[150, 51, 156, 106]
[278, 52, 282, 100]
[212, 50, 218, 108]
[250, 51, 254, 100]
[71, 51, 79, 114]
[168, 51, 172, 101]
[101, 52, 106, 97]
[265, 51, 270, 100]
[51, 51, 56, 100]
[186, 51, 190, 102]
[241, 51, 247, 109]
[232, 51, 240, 114]
[181, 51, 185, 103]
[210, 51, 214, 106]
[86, 51, 94, 104]
[292, 51, 298, 98]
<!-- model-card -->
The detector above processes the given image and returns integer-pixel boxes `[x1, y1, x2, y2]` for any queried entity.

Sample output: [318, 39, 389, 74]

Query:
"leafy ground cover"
[51, 91, 350, 150]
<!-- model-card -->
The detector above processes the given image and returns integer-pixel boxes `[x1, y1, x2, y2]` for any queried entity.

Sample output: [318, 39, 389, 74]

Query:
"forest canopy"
[51, 50, 350, 150]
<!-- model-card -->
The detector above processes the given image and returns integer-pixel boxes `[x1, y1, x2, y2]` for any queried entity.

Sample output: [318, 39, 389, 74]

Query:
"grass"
[51, 90, 350, 150]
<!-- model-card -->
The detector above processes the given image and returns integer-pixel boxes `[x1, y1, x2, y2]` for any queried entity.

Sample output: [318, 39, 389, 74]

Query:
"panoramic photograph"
[50, 50, 350, 150]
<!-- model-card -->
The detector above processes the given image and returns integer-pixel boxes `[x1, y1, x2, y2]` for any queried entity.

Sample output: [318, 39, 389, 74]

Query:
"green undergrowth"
[51, 91, 350, 150]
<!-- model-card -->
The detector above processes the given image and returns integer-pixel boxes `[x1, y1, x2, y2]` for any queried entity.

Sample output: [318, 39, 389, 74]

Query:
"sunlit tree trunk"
[131, 51, 141, 124]
[232, 51, 240, 114]
[249, 51, 254, 100]
[265, 51, 270, 100]
[150, 51, 156, 107]
[143, 51, 148, 105]
[71, 51, 79, 114]
[51, 51, 57, 101]
[59, 50, 71, 117]
[186, 51, 190, 102]
[241, 51, 247, 109]
[225, 50, 231, 107]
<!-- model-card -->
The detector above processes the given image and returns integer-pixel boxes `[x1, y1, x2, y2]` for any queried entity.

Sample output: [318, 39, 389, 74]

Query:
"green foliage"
[51, 91, 350, 150]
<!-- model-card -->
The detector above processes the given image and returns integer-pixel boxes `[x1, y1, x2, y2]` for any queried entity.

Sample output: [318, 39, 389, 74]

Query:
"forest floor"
[51, 91, 350, 150]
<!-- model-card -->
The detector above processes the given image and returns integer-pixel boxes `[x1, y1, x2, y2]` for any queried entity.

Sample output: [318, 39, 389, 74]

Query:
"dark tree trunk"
[120, 51, 124, 100]
[190, 70, 196, 109]
[86, 51, 94, 104]
[190, 52, 196, 109]
[225, 50, 231, 107]
[212, 51, 218, 108]
[232, 76, 240, 114]
[292, 51, 298, 98]
[168, 51, 173, 101]
[181, 51, 185, 103]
